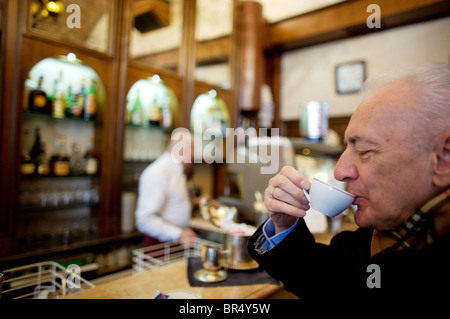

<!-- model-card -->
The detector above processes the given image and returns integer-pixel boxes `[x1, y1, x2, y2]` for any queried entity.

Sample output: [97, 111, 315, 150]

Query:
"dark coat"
[248, 218, 450, 304]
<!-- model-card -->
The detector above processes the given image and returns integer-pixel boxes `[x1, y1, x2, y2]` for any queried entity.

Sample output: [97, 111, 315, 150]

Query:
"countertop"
[65, 259, 297, 299]
[66, 216, 357, 299]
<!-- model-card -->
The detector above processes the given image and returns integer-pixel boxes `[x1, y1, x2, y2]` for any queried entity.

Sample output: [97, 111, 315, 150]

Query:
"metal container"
[254, 211, 270, 227]
[224, 233, 258, 270]
[200, 242, 227, 272]
[299, 101, 328, 140]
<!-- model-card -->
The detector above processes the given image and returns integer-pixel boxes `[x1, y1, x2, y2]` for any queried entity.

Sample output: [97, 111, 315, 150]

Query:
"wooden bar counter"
[65, 217, 356, 299]
[65, 259, 297, 299]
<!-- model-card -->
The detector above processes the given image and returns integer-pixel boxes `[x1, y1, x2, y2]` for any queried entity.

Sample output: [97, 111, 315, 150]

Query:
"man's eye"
[358, 150, 373, 158]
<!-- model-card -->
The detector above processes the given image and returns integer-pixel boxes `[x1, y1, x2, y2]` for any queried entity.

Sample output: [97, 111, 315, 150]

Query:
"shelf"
[123, 159, 155, 164]
[0, 232, 145, 265]
[289, 137, 344, 157]
[20, 173, 99, 180]
[24, 111, 102, 125]
[19, 202, 100, 214]
[125, 123, 168, 131]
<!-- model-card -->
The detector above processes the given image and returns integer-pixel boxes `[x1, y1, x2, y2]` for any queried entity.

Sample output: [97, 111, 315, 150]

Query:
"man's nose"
[334, 149, 358, 182]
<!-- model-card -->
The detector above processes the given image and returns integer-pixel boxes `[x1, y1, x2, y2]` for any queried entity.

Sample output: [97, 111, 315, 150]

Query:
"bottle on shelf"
[20, 154, 35, 176]
[29, 126, 42, 162]
[75, 77, 87, 118]
[47, 79, 57, 113]
[84, 136, 99, 175]
[20, 128, 36, 176]
[36, 142, 50, 176]
[28, 75, 50, 114]
[29, 126, 50, 176]
[65, 85, 80, 118]
[148, 97, 162, 128]
[130, 88, 143, 126]
[50, 135, 71, 176]
[161, 96, 172, 130]
[70, 142, 85, 175]
[52, 70, 66, 119]
[84, 79, 97, 120]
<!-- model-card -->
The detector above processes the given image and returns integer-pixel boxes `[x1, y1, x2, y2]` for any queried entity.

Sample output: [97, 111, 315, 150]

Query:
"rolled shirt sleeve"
[259, 218, 299, 251]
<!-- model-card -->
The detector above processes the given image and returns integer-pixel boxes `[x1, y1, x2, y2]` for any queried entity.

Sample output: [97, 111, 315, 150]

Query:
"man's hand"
[179, 228, 197, 245]
[264, 166, 311, 234]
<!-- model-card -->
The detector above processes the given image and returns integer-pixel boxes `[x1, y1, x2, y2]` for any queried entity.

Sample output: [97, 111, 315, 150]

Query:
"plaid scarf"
[370, 189, 450, 257]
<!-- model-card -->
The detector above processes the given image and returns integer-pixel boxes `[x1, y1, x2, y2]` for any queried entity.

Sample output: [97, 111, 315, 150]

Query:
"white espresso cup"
[302, 178, 355, 217]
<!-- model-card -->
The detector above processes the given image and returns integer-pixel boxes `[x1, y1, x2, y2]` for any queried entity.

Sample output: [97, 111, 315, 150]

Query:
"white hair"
[360, 62, 450, 149]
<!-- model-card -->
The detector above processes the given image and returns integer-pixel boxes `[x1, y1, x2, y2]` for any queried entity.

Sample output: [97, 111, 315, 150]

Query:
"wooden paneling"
[135, 36, 231, 69]
[0, 0, 24, 255]
[132, 0, 450, 68]
[268, 0, 450, 52]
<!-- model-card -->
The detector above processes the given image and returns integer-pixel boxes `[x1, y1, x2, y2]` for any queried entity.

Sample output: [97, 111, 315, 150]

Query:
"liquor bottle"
[148, 97, 161, 127]
[131, 89, 143, 126]
[84, 137, 99, 175]
[84, 79, 97, 120]
[70, 142, 84, 175]
[35, 142, 50, 176]
[52, 71, 66, 119]
[65, 85, 75, 117]
[28, 75, 49, 114]
[50, 135, 71, 176]
[161, 97, 172, 130]
[47, 79, 57, 112]
[75, 78, 86, 118]
[20, 154, 36, 176]
[29, 126, 49, 176]
[20, 129, 36, 175]
[29, 126, 42, 161]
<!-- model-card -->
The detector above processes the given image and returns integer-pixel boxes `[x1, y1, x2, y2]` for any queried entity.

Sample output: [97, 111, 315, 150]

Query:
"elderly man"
[248, 63, 450, 302]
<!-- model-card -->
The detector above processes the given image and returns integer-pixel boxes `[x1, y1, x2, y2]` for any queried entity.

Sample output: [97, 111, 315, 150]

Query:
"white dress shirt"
[135, 151, 192, 242]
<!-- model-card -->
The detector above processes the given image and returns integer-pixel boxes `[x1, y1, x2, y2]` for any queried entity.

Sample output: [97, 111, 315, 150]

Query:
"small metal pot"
[254, 211, 270, 227]
[224, 233, 258, 270]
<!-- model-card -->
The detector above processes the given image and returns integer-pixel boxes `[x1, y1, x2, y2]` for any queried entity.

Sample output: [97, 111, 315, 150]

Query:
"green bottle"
[84, 79, 97, 120]
[131, 89, 143, 126]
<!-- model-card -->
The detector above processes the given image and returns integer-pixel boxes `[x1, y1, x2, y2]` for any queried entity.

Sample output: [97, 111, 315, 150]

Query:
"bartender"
[135, 130, 197, 246]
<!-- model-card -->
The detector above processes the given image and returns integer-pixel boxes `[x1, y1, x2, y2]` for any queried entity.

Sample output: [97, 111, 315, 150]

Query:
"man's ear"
[432, 129, 450, 188]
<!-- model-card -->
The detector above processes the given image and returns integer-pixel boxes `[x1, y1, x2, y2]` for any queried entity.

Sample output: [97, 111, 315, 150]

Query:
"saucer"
[194, 269, 228, 283]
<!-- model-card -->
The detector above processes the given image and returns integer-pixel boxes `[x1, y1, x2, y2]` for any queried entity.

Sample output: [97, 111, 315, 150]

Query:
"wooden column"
[179, 0, 196, 128]
[0, 0, 26, 255]
[236, 1, 264, 112]
[104, 0, 132, 236]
